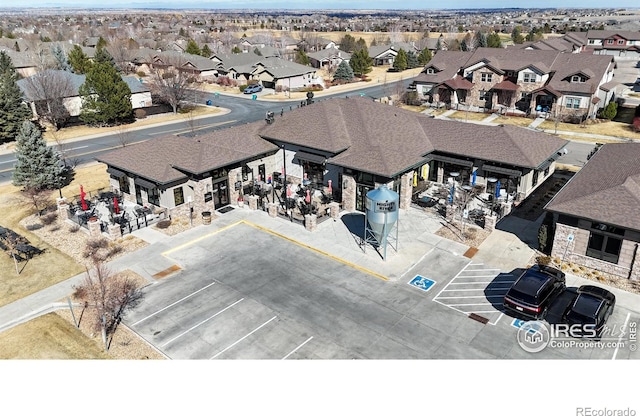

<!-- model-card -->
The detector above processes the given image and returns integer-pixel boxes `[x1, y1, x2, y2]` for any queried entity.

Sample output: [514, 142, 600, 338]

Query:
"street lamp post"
[461, 184, 473, 240]
[449, 171, 460, 206]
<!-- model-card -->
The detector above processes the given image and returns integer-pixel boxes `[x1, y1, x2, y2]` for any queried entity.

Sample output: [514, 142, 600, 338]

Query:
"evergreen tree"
[393, 48, 408, 71]
[487, 32, 502, 48]
[349, 48, 373, 77]
[231, 46, 242, 54]
[460, 38, 469, 52]
[253, 47, 263, 56]
[185, 39, 201, 55]
[474, 31, 488, 48]
[51, 45, 71, 71]
[417, 48, 433, 66]
[355, 38, 367, 52]
[79, 48, 133, 126]
[295, 49, 310, 65]
[406, 51, 419, 69]
[201, 44, 212, 57]
[96, 36, 107, 49]
[68, 44, 91, 74]
[511, 26, 525, 44]
[435, 38, 442, 51]
[333, 60, 354, 82]
[0, 51, 33, 143]
[339, 34, 357, 53]
[12, 120, 64, 191]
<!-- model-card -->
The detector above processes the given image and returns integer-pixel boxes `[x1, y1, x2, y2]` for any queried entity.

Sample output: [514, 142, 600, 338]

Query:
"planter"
[88, 216, 98, 222]
[202, 211, 212, 225]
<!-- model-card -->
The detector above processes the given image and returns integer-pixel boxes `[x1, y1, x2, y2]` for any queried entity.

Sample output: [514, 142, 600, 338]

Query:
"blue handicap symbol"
[408, 275, 435, 292]
[512, 318, 526, 329]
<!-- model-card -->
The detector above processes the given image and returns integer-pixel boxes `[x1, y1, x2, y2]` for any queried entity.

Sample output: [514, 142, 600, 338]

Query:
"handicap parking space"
[432, 262, 517, 325]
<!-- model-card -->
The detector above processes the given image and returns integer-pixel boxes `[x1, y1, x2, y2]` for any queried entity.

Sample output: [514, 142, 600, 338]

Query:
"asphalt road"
[0, 79, 412, 185]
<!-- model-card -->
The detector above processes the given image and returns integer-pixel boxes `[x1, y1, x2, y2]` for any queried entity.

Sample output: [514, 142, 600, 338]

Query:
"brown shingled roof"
[97, 122, 278, 184]
[545, 143, 640, 232]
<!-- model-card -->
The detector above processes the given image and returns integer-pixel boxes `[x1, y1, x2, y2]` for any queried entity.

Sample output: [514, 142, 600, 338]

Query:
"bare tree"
[147, 54, 196, 113]
[106, 38, 134, 74]
[22, 187, 53, 216]
[73, 257, 143, 351]
[115, 124, 131, 148]
[22, 69, 75, 130]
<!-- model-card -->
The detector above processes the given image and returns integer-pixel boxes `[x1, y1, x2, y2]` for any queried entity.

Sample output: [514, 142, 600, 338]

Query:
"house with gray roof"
[545, 143, 640, 280]
[412, 48, 616, 121]
[369, 42, 419, 66]
[97, 97, 567, 221]
[308, 46, 351, 70]
[251, 56, 320, 90]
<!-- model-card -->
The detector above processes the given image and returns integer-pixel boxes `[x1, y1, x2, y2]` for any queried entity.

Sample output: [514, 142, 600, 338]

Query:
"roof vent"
[265, 111, 275, 124]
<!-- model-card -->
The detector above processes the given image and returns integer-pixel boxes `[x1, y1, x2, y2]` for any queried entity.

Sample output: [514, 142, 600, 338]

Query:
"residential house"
[412, 48, 616, 121]
[545, 143, 640, 280]
[585, 30, 640, 58]
[136, 51, 218, 81]
[518, 32, 587, 53]
[97, 98, 568, 222]
[17, 70, 152, 121]
[0, 48, 38, 78]
[307, 46, 351, 70]
[251, 57, 320, 90]
[369, 42, 419, 66]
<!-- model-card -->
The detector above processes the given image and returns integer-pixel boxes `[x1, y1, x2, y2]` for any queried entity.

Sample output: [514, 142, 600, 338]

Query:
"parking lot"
[123, 219, 640, 359]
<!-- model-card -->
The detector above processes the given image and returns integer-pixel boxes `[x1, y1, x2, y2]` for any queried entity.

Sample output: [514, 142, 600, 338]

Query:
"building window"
[426, 68, 434, 74]
[479, 90, 487, 101]
[588, 39, 595, 44]
[523, 72, 536, 83]
[565, 97, 581, 109]
[571, 75, 585, 83]
[148, 187, 160, 206]
[544, 165, 550, 177]
[618, 39, 624, 45]
[607, 39, 614, 44]
[118, 176, 129, 194]
[173, 187, 185, 206]
[532, 170, 540, 187]
[481, 72, 493, 82]
[586, 229, 623, 264]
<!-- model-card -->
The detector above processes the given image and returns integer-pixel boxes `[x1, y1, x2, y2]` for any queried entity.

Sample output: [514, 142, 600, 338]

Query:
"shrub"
[69, 224, 80, 233]
[238, 84, 247, 93]
[40, 212, 58, 225]
[136, 71, 146, 77]
[599, 102, 618, 120]
[86, 238, 109, 251]
[536, 255, 552, 266]
[134, 109, 147, 119]
[633, 116, 640, 133]
[108, 245, 124, 258]
[156, 219, 172, 229]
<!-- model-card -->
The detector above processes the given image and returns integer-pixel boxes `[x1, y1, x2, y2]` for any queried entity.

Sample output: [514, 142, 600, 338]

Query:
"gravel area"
[153, 212, 218, 236]
[20, 214, 148, 267]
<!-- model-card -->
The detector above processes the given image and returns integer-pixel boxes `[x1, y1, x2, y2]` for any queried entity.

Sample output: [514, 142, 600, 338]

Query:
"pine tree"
[185, 39, 201, 55]
[51, 45, 71, 71]
[406, 51, 419, 69]
[68, 44, 91, 74]
[333, 60, 354, 82]
[79, 48, 133, 126]
[349, 48, 372, 77]
[201, 44, 212, 57]
[295, 49, 310, 65]
[12, 120, 64, 191]
[474, 31, 488, 48]
[393, 48, 408, 71]
[417, 48, 433, 66]
[487, 32, 502, 48]
[0, 51, 33, 143]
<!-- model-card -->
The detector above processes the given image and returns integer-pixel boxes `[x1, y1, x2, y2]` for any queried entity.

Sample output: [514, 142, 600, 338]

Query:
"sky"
[1, 0, 639, 9]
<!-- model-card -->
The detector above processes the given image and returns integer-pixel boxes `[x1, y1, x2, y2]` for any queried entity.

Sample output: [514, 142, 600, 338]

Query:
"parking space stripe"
[282, 336, 314, 360]
[131, 282, 217, 326]
[161, 298, 245, 348]
[210, 316, 278, 359]
[612, 312, 631, 360]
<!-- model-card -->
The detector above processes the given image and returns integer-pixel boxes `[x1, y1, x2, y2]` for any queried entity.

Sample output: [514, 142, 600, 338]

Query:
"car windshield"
[570, 294, 601, 320]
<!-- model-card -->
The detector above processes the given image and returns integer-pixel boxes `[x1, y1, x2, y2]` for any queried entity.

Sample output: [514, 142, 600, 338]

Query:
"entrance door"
[213, 180, 229, 209]
[356, 184, 373, 212]
[135, 185, 143, 205]
[258, 164, 266, 182]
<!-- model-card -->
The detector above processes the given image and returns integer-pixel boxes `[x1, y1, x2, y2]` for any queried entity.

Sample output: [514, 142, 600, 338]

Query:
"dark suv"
[503, 265, 566, 320]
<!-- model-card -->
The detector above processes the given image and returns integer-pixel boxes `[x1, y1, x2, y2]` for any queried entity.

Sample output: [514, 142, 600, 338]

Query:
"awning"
[294, 151, 326, 165]
[430, 154, 474, 168]
[106, 167, 126, 178]
[134, 177, 156, 189]
[482, 164, 523, 177]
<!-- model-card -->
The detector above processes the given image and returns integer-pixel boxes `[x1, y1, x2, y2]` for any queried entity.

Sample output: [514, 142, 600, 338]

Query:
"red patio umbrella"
[113, 196, 120, 214]
[327, 179, 332, 194]
[80, 185, 88, 211]
[305, 189, 311, 204]
[286, 184, 292, 197]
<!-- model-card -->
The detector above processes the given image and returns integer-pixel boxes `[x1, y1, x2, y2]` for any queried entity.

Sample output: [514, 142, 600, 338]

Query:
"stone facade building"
[545, 143, 640, 280]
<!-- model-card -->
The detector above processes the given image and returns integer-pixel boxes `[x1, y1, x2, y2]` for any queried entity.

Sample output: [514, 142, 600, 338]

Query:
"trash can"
[206, 100, 212, 106]
[202, 211, 212, 225]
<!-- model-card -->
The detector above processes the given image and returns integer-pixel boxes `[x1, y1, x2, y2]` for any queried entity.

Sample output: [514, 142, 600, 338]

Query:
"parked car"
[562, 285, 616, 339]
[243, 84, 263, 94]
[503, 264, 566, 320]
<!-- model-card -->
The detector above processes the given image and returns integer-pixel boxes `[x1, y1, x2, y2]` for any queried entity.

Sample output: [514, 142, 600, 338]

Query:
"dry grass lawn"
[539, 119, 640, 140]
[446, 111, 491, 122]
[0, 313, 110, 359]
[493, 115, 537, 128]
[0, 163, 110, 308]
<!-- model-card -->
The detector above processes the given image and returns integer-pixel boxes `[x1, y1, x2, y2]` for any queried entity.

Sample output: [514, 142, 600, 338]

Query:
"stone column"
[501, 202, 512, 217]
[57, 203, 71, 221]
[484, 214, 497, 231]
[341, 174, 357, 212]
[247, 195, 259, 210]
[304, 214, 317, 232]
[268, 203, 278, 218]
[399, 172, 413, 210]
[228, 166, 242, 203]
[437, 164, 444, 184]
[88, 219, 101, 237]
[328, 202, 340, 219]
[107, 224, 122, 240]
